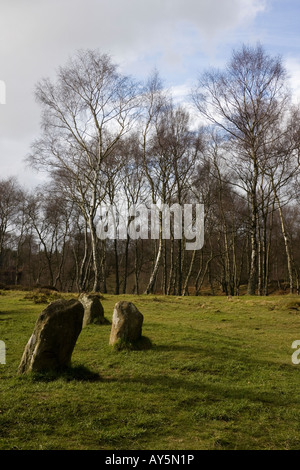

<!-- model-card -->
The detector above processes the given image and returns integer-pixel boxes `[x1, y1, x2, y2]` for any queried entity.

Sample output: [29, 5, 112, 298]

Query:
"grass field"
[0, 290, 300, 450]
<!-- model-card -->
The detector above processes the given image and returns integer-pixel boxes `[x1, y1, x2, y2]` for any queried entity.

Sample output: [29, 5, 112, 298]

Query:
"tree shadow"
[154, 343, 206, 353]
[103, 370, 295, 408]
[28, 364, 101, 382]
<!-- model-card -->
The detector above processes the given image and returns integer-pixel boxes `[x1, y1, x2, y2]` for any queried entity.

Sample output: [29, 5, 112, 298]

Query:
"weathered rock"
[18, 299, 84, 374]
[109, 301, 143, 346]
[79, 293, 107, 326]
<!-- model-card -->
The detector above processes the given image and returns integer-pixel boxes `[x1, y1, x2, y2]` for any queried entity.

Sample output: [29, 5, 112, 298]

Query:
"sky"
[1, 0, 300, 189]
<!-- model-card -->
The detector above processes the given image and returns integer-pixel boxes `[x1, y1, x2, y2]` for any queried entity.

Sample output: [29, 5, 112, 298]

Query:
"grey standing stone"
[79, 293, 107, 326]
[109, 301, 143, 346]
[18, 299, 84, 374]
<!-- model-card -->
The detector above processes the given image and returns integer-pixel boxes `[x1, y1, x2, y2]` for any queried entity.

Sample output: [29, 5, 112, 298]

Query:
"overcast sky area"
[1, 0, 300, 188]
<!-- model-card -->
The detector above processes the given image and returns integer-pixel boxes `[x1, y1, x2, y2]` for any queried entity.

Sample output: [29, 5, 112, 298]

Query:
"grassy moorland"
[0, 290, 300, 450]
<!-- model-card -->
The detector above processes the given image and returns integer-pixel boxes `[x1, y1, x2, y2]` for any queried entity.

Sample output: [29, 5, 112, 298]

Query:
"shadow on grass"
[104, 372, 295, 407]
[28, 365, 101, 383]
[154, 344, 206, 353]
[113, 335, 153, 351]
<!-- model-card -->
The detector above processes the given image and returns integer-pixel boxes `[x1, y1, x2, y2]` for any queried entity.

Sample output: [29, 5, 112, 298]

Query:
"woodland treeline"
[1, 44, 300, 296]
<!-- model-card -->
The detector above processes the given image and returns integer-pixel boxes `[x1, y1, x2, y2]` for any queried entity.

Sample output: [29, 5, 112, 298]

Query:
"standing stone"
[79, 293, 107, 326]
[18, 299, 84, 374]
[109, 301, 143, 346]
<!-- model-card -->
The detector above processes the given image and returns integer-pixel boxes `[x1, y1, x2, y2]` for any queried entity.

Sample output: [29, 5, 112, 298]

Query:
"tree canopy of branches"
[1, 45, 299, 296]
[192, 43, 299, 295]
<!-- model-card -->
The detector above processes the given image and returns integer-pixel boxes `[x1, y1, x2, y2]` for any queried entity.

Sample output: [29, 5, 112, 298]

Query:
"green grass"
[1, 290, 300, 450]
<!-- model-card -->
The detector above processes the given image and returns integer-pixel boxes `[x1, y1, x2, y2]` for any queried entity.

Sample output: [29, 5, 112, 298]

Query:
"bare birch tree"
[28, 49, 139, 291]
[193, 43, 290, 295]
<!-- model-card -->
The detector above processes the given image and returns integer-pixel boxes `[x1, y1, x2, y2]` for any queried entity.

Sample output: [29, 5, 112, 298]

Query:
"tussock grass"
[0, 291, 300, 450]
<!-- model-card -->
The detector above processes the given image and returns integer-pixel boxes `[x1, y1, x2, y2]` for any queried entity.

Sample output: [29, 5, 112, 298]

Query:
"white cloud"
[285, 57, 300, 104]
[0, 0, 268, 187]
[0, 0, 268, 77]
